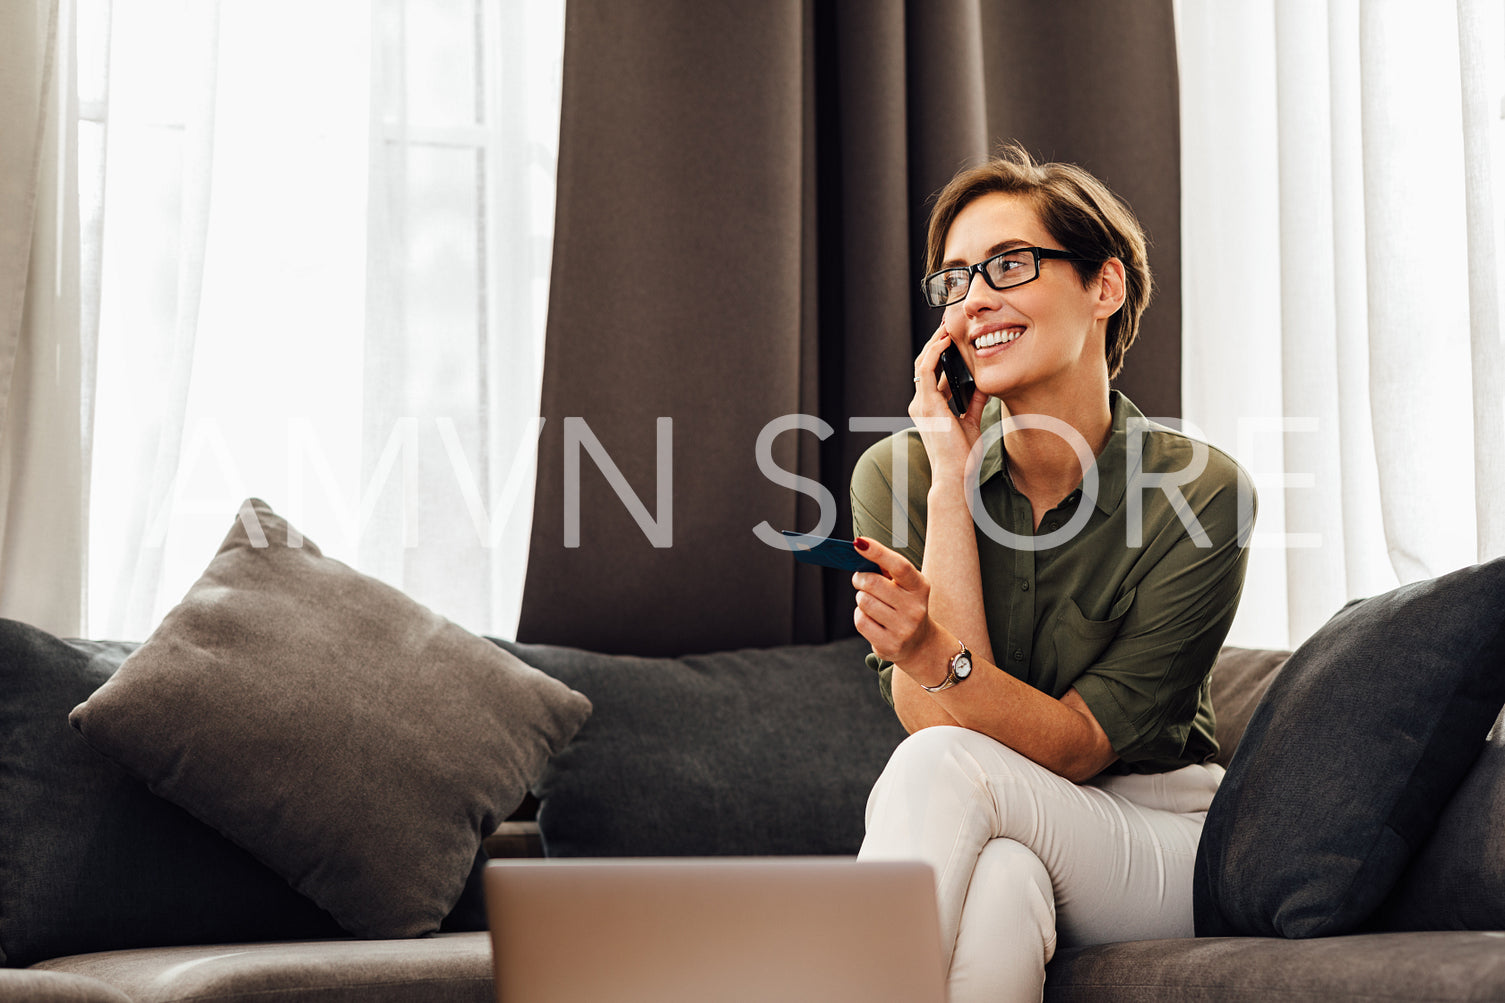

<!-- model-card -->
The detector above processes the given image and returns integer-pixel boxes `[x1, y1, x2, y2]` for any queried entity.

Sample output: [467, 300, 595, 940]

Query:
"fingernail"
[854, 537, 870, 551]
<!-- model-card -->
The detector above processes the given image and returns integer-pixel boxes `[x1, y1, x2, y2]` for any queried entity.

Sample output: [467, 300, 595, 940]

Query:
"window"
[84, 0, 565, 639]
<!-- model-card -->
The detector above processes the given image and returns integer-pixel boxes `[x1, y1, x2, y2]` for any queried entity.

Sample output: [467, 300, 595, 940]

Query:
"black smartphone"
[936, 347, 975, 417]
[780, 530, 880, 573]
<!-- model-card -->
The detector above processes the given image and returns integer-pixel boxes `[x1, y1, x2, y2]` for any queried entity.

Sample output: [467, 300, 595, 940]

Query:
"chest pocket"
[1038, 588, 1136, 696]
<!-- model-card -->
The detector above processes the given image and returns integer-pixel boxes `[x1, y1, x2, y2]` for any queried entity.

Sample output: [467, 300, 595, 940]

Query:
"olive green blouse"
[850, 391, 1254, 774]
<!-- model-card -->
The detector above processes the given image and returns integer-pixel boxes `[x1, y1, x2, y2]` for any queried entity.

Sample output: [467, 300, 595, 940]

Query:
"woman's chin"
[972, 374, 1021, 401]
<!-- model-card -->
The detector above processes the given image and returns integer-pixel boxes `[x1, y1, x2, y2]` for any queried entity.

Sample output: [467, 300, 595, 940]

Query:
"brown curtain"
[517, 0, 1180, 656]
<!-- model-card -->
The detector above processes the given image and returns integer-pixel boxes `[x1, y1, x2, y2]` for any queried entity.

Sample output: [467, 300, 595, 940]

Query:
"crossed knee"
[881, 725, 1039, 786]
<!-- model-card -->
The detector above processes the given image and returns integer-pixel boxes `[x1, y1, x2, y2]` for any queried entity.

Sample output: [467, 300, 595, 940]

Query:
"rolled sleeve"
[1074, 477, 1253, 770]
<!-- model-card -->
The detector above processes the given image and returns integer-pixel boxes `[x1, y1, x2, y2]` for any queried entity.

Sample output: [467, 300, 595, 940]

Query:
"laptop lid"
[485, 857, 945, 1003]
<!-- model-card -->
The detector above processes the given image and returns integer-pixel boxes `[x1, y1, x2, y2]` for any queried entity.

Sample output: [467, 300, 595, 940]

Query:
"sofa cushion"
[0, 969, 133, 1003]
[31, 931, 493, 1003]
[1043, 931, 1505, 1002]
[497, 637, 907, 857]
[0, 620, 343, 969]
[1205, 646, 1289, 768]
[1193, 558, 1505, 938]
[1367, 708, 1505, 931]
[69, 499, 592, 940]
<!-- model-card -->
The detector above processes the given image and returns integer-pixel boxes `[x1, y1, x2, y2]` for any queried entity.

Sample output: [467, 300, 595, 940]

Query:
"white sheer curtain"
[0, 0, 89, 637]
[1178, 0, 1505, 650]
[82, 0, 564, 640]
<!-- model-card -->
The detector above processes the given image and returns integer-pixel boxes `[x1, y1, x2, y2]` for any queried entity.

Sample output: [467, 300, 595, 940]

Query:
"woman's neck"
[999, 381, 1114, 510]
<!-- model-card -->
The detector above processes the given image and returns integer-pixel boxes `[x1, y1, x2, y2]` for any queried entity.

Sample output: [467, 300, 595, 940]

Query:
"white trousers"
[857, 726, 1223, 1003]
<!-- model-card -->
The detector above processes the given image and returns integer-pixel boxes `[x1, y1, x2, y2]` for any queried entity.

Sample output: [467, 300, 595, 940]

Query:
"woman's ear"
[1094, 258, 1127, 319]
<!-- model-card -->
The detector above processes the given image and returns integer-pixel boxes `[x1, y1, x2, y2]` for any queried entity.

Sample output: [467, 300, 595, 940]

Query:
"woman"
[849, 145, 1252, 1002]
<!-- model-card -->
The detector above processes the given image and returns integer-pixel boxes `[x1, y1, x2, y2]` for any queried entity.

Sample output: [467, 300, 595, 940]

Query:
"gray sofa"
[4, 633, 1504, 1002]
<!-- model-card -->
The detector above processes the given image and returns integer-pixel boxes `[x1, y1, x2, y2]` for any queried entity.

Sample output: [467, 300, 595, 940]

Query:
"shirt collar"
[976, 390, 1138, 516]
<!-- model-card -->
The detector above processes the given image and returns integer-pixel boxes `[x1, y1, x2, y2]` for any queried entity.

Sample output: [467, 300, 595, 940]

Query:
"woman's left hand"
[851, 536, 942, 670]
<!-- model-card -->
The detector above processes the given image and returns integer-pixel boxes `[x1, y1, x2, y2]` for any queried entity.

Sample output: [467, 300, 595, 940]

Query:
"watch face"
[952, 651, 972, 679]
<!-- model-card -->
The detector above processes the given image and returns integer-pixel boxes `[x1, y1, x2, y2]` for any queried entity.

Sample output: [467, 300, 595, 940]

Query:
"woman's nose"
[962, 270, 998, 315]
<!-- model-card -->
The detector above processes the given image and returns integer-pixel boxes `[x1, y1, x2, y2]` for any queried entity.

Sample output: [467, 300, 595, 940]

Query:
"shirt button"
[1020, 581, 1030, 592]
[1012, 649, 1024, 661]
[1043, 521, 1059, 532]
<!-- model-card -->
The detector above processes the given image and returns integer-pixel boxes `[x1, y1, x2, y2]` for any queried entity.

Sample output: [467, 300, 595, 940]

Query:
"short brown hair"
[925, 143, 1152, 379]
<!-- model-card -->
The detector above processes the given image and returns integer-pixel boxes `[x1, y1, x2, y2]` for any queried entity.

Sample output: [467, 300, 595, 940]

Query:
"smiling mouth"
[973, 328, 1024, 351]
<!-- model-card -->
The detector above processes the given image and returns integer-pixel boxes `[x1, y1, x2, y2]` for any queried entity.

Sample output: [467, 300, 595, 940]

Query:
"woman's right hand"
[910, 321, 989, 484]
[851, 536, 943, 675]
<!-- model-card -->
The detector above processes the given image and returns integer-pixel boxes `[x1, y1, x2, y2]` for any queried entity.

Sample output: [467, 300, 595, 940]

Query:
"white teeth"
[974, 329, 1023, 349]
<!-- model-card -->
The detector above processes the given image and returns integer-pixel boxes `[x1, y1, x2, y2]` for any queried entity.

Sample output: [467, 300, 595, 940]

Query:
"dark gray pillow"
[496, 637, 907, 857]
[0, 619, 342, 968]
[1194, 558, 1505, 938]
[1367, 709, 1505, 931]
[69, 499, 592, 939]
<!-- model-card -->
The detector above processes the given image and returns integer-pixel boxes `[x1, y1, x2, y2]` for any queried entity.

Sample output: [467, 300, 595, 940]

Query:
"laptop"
[484, 857, 946, 1003]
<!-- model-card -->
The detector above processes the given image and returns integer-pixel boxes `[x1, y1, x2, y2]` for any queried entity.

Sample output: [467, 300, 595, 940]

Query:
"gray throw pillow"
[69, 499, 592, 939]
[496, 637, 908, 857]
[1368, 709, 1505, 931]
[1193, 558, 1505, 938]
[0, 620, 342, 968]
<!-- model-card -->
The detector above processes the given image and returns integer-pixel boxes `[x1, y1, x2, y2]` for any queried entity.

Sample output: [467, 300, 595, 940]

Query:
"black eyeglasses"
[921, 246, 1094, 308]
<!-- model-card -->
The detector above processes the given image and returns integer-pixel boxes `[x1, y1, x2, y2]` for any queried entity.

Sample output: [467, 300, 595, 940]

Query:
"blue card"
[780, 530, 881, 573]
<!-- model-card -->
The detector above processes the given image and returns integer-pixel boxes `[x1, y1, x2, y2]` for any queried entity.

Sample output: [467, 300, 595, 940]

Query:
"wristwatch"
[921, 639, 972, 693]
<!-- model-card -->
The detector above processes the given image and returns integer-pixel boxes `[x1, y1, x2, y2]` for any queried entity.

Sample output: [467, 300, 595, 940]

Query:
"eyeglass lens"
[926, 249, 1038, 307]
